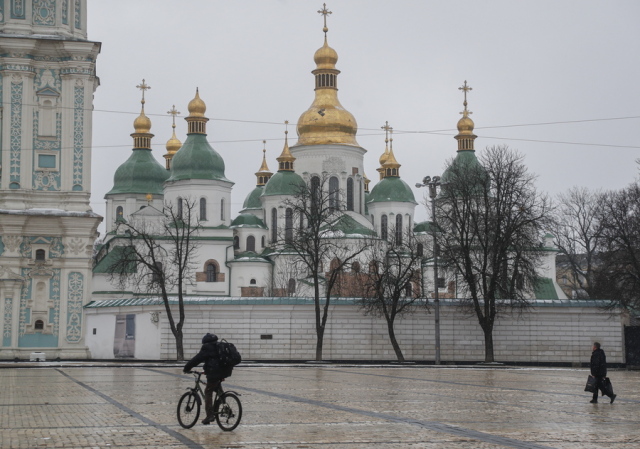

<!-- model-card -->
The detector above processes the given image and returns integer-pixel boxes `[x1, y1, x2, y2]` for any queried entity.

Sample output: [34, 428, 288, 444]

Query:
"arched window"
[40, 100, 54, 136]
[233, 235, 240, 250]
[250, 278, 257, 285]
[177, 197, 183, 219]
[381, 215, 388, 240]
[329, 176, 339, 211]
[116, 206, 124, 219]
[369, 261, 378, 274]
[152, 262, 163, 284]
[311, 176, 321, 218]
[34, 320, 44, 330]
[206, 264, 217, 282]
[200, 198, 207, 221]
[35, 249, 46, 261]
[417, 243, 424, 257]
[220, 198, 225, 221]
[405, 282, 413, 297]
[330, 257, 341, 271]
[288, 278, 296, 295]
[246, 235, 256, 252]
[352, 261, 361, 273]
[271, 208, 277, 243]
[285, 208, 293, 243]
[346, 178, 354, 211]
[396, 214, 403, 245]
[261, 236, 266, 248]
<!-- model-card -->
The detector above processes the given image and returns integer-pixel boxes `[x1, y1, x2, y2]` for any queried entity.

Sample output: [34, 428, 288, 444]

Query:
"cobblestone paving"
[0, 364, 638, 448]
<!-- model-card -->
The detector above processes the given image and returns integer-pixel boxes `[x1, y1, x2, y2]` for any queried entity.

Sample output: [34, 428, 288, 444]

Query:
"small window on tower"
[34, 320, 44, 330]
[35, 249, 46, 261]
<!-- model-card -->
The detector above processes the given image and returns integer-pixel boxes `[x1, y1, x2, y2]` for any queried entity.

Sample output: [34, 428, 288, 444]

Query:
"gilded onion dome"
[255, 141, 273, 186]
[295, 6, 359, 146]
[187, 88, 206, 117]
[163, 105, 182, 169]
[381, 131, 401, 178]
[455, 80, 477, 151]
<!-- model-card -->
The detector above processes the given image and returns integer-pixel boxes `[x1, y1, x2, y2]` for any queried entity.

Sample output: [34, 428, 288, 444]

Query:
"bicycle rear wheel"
[215, 392, 242, 431]
[177, 391, 200, 429]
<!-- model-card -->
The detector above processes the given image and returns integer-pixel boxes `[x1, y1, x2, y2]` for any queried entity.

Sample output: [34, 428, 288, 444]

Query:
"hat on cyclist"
[202, 333, 218, 344]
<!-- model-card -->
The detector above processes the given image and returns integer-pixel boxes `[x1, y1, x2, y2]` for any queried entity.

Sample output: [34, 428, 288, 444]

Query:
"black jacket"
[184, 334, 223, 375]
[590, 348, 607, 378]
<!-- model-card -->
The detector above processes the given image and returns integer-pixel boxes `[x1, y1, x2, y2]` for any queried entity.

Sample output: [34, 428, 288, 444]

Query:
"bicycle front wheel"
[177, 391, 200, 429]
[215, 392, 242, 431]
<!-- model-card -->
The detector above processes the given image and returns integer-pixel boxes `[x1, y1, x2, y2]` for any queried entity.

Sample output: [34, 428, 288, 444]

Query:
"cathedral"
[4, 2, 607, 364]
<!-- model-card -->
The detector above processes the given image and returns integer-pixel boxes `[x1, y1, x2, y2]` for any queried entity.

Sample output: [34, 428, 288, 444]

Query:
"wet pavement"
[0, 363, 638, 448]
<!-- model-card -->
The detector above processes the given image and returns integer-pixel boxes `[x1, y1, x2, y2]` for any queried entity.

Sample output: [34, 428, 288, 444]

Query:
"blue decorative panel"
[11, 0, 25, 19]
[66, 272, 83, 342]
[73, 83, 84, 189]
[3, 298, 12, 347]
[62, 0, 68, 24]
[10, 78, 23, 186]
[50, 268, 60, 337]
[33, 0, 55, 26]
[18, 268, 31, 337]
[17, 266, 61, 347]
[74, 0, 81, 29]
[19, 236, 65, 259]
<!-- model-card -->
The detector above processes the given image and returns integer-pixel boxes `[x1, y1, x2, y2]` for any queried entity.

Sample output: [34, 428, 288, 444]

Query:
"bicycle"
[177, 370, 242, 431]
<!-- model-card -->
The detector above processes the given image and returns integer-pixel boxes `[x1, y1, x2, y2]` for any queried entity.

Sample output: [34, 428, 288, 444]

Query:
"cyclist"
[183, 333, 231, 425]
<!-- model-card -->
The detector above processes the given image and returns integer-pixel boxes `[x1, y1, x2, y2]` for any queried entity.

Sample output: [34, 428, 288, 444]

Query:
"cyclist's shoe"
[201, 416, 214, 425]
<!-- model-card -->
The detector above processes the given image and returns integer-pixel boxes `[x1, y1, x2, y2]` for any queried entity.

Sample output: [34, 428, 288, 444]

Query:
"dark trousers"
[204, 378, 222, 418]
[592, 376, 612, 401]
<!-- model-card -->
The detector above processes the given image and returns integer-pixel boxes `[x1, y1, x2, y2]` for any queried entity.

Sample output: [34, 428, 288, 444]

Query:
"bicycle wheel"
[177, 391, 200, 429]
[215, 392, 242, 431]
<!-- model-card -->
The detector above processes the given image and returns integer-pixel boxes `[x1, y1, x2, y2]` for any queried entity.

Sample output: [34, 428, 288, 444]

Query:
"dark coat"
[590, 348, 607, 378]
[183, 334, 232, 380]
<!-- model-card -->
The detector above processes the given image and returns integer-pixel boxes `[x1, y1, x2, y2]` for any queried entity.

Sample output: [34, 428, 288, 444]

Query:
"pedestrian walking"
[589, 342, 616, 404]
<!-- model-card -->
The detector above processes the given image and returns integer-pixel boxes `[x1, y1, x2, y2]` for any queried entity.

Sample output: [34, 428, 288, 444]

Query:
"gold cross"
[167, 105, 180, 128]
[459, 80, 472, 117]
[284, 120, 289, 136]
[136, 79, 151, 104]
[381, 121, 393, 144]
[318, 3, 332, 34]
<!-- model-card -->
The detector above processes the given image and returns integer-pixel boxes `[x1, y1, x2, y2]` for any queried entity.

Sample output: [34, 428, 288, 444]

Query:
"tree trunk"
[175, 330, 184, 361]
[387, 319, 404, 362]
[483, 328, 494, 363]
[315, 326, 324, 361]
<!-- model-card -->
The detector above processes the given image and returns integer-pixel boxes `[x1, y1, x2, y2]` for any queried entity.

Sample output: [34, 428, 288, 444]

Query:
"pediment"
[36, 86, 60, 97]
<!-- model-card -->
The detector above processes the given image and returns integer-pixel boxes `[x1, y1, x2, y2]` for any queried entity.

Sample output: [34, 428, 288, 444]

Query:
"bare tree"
[436, 145, 552, 362]
[596, 182, 640, 312]
[552, 186, 604, 299]
[107, 198, 202, 360]
[275, 175, 369, 361]
[358, 228, 424, 362]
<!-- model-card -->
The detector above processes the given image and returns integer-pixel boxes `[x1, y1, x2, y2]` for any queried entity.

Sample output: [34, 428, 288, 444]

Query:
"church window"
[35, 249, 46, 261]
[396, 214, 403, 245]
[206, 264, 217, 282]
[405, 283, 413, 297]
[417, 243, 424, 257]
[250, 278, 257, 285]
[369, 261, 378, 274]
[347, 178, 354, 211]
[233, 236, 240, 250]
[437, 277, 446, 289]
[288, 278, 296, 295]
[177, 198, 183, 219]
[285, 208, 293, 243]
[247, 235, 256, 252]
[271, 208, 277, 243]
[220, 198, 225, 221]
[311, 176, 321, 218]
[381, 215, 388, 240]
[352, 261, 361, 273]
[152, 262, 163, 284]
[34, 320, 44, 331]
[261, 236, 266, 248]
[116, 206, 124, 219]
[329, 176, 339, 211]
[200, 198, 207, 221]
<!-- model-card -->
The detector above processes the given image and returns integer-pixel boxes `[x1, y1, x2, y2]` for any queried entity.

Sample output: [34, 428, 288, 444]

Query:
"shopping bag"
[602, 377, 614, 397]
[584, 375, 597, 392]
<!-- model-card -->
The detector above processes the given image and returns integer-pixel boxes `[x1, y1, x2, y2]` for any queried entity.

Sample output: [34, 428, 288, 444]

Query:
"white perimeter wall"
[84, 303, 626, 363]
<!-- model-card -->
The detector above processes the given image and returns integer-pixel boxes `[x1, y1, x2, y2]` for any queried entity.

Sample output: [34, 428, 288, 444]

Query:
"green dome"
[167, 133, 229, 182]
[367, 176, 417, 204]
[230, 213, 266, 228]
[242, 186, 264, 210]
[262, 170, 306, 197]
[106, 149, 169, 196]
[441, 150, 485, 184]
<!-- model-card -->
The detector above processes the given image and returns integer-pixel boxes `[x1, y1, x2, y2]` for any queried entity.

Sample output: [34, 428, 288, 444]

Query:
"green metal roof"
[413, 221, 437, 234]
[440, 150, 487, 188]
[242, 186, 264, 209]
[93, 246, 136, 274]
[323, 214, 376, 237]
[534, 277, 559, 300]
[230, 213, 266, 228]
[262, 170, 306, 196]
[367, 176, 417, 204]
[167, 134, 231, 182]
[105, 149, 169, 196]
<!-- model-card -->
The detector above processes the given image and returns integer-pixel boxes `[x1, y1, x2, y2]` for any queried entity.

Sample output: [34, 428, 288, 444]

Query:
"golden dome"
[133, 109, 152, 134]
[314, 37, 338, 69]
[276, 130, 296, 171]
[187, 88, 206, 117]
[165, 129, 182, 155]
[456, 115, 475, 135]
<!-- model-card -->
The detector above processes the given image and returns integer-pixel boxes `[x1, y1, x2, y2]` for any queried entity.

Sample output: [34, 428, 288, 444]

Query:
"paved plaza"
[0, 363, 638, 448]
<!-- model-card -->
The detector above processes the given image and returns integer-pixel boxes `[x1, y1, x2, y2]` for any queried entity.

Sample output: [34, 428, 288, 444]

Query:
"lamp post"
[416, 175, 442, 365]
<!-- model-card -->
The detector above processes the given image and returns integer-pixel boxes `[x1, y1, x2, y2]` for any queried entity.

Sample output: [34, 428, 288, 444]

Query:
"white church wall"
[85, 314, 116, 359]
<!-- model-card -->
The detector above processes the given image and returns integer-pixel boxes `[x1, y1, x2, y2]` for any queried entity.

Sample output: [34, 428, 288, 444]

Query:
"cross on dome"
[136, 79, 150, 105]
[459, 80, 473, 117]
[318, 3, 332, 34]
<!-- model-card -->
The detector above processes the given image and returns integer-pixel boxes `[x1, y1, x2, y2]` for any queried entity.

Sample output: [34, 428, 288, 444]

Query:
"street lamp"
[416, 175, 442, 365]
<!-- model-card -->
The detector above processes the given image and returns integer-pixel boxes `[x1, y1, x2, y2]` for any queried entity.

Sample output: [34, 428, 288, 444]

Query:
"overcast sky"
[88, 1, 640, 234]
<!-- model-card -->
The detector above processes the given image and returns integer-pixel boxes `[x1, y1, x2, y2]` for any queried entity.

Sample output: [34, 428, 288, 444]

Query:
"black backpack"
[217, 339, 242, 368]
